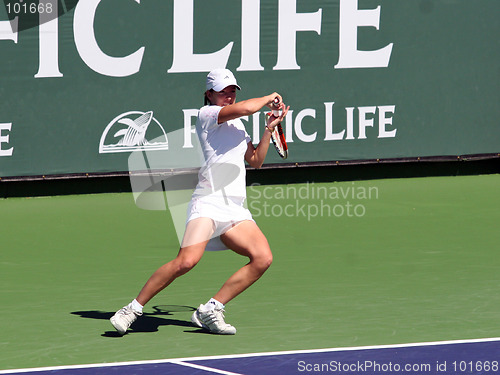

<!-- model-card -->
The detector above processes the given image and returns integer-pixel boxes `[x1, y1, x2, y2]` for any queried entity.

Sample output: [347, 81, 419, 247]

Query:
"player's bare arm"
[218, 93, 283, 124]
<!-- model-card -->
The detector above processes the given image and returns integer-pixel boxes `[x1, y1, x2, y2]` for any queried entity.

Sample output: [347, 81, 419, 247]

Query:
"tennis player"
[111, 68, 289, 335]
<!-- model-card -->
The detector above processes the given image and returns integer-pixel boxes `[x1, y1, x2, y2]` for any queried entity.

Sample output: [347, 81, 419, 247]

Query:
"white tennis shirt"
[193, 105, 251, 201]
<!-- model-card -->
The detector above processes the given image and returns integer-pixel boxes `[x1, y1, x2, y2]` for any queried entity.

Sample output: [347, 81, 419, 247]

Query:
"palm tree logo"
[99, 111, 169, 153]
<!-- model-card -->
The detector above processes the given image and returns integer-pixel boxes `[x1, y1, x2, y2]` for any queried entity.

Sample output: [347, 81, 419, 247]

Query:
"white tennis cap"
[206, 69, 241, 92]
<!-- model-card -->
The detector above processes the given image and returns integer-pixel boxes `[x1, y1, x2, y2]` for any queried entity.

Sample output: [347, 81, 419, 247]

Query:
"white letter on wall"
[0, 123, 14, 157]
[358, 106, 376, 139]
[238, 0, 263, 71]
[168, 0, 233, 73]
[182, 109, 199, 148]
[295, 109, 317, 142]
[378, 105, 396, 138]
[335, 0, 393, 69]
[35, 0, 62, 78]
[0, 16, 18, 43]
[274, 0, 322, 70]
[74, 0, 145, 77]
[324, 102, 345, 140]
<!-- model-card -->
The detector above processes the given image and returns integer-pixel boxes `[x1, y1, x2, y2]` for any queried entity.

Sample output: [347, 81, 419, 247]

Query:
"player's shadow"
[71, 305, 205, 337]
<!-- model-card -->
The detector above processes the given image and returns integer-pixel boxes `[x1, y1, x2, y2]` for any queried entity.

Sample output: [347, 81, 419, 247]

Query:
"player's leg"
[215, 220, 273, 304]
[191, 220, 272, 335]
[135, 242, 207, 306]
[135, 217, 215, 306]
[111, 218, 214, 335]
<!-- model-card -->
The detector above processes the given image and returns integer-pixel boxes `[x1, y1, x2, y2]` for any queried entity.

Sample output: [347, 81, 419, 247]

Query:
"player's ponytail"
[204, 90, 214, 106]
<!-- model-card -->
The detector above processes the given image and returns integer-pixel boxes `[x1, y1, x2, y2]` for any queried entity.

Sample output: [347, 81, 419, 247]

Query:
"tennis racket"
[267, 98, 288, 159]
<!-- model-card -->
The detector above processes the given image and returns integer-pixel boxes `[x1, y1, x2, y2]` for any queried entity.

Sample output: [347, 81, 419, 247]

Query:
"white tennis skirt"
[185, 195, 254, 251]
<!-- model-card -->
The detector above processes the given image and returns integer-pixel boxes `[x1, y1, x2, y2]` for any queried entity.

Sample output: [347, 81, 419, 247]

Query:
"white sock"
[130, 299, 143, 313]
[203, 298, 224, 311]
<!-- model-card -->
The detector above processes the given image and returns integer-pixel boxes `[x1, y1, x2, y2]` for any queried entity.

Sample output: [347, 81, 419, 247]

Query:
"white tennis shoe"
[191, 304, 236, 335]
[110, 305, 142, 335]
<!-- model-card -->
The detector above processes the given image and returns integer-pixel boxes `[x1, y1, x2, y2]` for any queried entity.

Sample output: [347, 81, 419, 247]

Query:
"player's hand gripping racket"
[267, 98, 288, 159]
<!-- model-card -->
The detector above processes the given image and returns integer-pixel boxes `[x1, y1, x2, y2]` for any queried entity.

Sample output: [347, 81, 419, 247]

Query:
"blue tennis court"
[2, 338, 498, 375]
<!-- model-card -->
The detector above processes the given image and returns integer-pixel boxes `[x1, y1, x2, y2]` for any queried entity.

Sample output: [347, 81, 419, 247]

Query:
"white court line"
[173, 336, 500, 362]
[172, 361, 243, 375]
[1, 337, 499, 374]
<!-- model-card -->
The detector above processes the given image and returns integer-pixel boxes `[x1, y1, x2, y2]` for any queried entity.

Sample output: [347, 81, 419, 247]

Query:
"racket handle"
[272, 97, 280, 116]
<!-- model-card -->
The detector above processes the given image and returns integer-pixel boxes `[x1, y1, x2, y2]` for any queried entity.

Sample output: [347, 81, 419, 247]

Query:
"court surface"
[1, 338, 499, 374]
[1, 174, 499, 374]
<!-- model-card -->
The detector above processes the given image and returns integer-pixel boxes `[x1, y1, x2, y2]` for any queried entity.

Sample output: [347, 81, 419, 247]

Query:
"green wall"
[0, 0, 498, 177]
